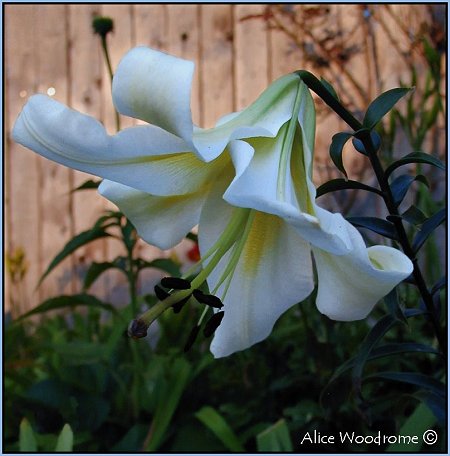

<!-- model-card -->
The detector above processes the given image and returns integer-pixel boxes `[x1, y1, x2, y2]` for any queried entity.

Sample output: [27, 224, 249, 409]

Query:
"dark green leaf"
[412, 208, 445, 253]
[352, 315, 400, 395]
[316, 179, 382, 198]
[39, 227, 112, 286]
[145, 358, 192, 451]
[363, 88, 412, 129]
[71, 179, 101, 192]
[431, 276, 446, 295]
[47, 342, 110, 365]
[384, 288, 406, 322]
[16, 293, 117, 321]
[83, 261, 124, 290]
[346, 216, 398, 240]
[320, 77, 339, 100]
[401, 205, 427, 226]
[19, 418, 37, 452]
[365, 372, 445, 398]
[413, 390, 446, 426]
[390, 174, 429, 207]
[385, 151, 445, 178]
[121, 218, 137, 251]
[352, 130, 382, 155]
[136, 258, 181, 277]
[55, 424, 74, 452]
[256, 419, 293, 452]
[329, 132, 353, 178]
[195, 406, 245, 452]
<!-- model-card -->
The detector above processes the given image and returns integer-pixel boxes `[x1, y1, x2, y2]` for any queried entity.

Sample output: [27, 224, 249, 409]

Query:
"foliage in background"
[5, 7, 446, 453]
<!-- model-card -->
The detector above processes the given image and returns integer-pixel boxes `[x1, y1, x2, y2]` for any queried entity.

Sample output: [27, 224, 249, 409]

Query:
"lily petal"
[13, 95, 224, 196]
[312, 224, 413, 321]
[199, 185, 314, 358]
[112, 46, 194, 145]
[193, 74, 301, 162]
[223, 125, 351, 255]
[99, 180, 206, 250]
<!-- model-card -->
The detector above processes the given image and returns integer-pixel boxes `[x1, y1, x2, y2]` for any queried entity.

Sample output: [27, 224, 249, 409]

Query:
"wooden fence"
[5, 4, 435, 316]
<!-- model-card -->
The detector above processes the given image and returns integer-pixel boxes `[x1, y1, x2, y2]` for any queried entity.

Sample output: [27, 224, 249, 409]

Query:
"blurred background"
[4, 4, 446, 452]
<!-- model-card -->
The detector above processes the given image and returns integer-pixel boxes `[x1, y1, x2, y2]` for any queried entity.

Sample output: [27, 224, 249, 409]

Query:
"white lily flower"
[13, 46, 413, 358]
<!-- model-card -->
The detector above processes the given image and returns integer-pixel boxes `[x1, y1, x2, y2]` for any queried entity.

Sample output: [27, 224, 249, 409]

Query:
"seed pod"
[127, 319, 149, 339]
[203, 311, 225, 338]
[161, 277, 191, 290]
[184, 325, 201, 352]
[193, 289, 224, 309]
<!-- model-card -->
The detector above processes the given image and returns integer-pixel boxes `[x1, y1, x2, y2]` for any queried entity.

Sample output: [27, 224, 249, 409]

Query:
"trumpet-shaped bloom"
[13, 46, 413, 358]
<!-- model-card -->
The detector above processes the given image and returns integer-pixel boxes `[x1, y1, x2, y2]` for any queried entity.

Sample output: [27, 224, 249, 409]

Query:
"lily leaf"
[412, 208, 445, 254]
[256, 419, 293, 452]
[135, 258, 181, 277]
[316, 178, 382, 198]
[16, 294, 117, 321]
[351, 314, 399, 395]
[385, 151, 445, 178]
[412, 390, 446, 426]
[390, 174, 429, 207]
[320, 77, 339, 100]
[19, 418, 37, 452]
[83, 260, 127, 290]
[431, 276, 446, 295]
[363, 88, 412, 129]
[365, 372, 445, 398]
[39, 227, 113, 286]
[195, 406, 245, 452]
[401, 205, 427, 226]
[346, 216, 398, 240]
[329, 132, 353, 178]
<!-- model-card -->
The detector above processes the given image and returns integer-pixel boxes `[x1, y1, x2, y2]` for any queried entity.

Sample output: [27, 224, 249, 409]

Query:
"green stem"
[101, 36, 121, 132]
[298, 71, 445, 355]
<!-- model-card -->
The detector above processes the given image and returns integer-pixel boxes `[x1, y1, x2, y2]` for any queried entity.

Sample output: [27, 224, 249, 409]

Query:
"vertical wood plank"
[133, 4, 167, 50]
[167, 4, 201, 125]
[35, 5, 73, 299]
[69, 4, 107, 297]
[5, 4, 40, 316]
[200, 5, 234, 128]
[233, 5, 269, 109]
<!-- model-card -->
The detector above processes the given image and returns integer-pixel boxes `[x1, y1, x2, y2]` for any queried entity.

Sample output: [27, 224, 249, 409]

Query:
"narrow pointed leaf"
[431, 276, 446, 295]
[256, 419, 293, 452]
[412, 208, 445, 253]
[195, 406, 245, 452]
[385, 151, 445, 178]
[83, 261, 125, 290]
[135, 258, 181, 277]
[352, 314, 399, 395]
[145, 358, 192, 451]
[390, 174, 429, 207]
[39, 227, 112, 286]
[19, 418, 37, 452]
[316, 178, 382, 198]
[346, 216, 398, 240]
[363, 88, 412, 129]
[412, 390, 446, 426]
[329, 132, 353, 178]
[384, 288, 406, 322]
[365, 372, 445, 398]
[320, 77, 339, 100]
[387, 398, 436, 452]
[16, 294, 117, 321]
[401, 205, 427, 226]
